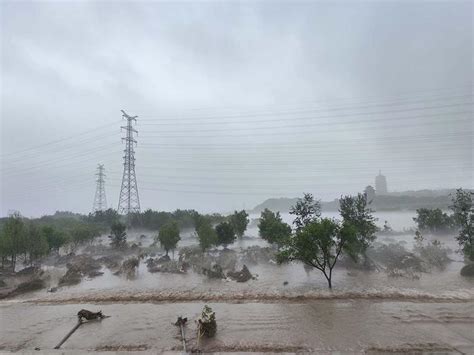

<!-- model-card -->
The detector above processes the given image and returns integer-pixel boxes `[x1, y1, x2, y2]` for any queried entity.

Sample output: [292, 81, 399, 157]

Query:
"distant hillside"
[250, 189, 471, 213]
[251, 197, 299, 213]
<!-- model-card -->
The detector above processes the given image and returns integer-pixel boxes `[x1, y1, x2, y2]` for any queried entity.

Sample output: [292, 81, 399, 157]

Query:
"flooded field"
[1, 211, 473, 353]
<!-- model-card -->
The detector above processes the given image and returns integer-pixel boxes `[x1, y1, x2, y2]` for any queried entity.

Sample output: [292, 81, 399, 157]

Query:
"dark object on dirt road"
[174, 316, 188, 352]
[197, 305, 217, 341]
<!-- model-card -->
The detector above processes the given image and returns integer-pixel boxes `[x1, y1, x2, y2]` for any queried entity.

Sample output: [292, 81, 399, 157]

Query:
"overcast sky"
[0, 0, 472, 217]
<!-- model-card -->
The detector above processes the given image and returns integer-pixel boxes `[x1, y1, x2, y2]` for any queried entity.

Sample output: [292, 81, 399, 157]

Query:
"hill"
[250, 189, 471, 213]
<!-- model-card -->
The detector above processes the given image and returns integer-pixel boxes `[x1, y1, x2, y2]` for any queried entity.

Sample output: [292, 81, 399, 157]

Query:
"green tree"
[289, 193, 321, 231]
[277, 218, 357, 289]
[41, 226, 68, 253]
[71, 224, 99, 248]
[0, 213, 27, 271]
[157, 221, 180, 256]
[339, 193, 377, 262]
[450, 189, 474, 261]
[258, 209, 291, 246]
[26, 223, 49, 265]
[229, 210, 249, 238]
[215, 221, 235, 248]
[196, 218, 218, 252]
[109, 221, 127, 249]
[413, 208, 454, 234]
[88, 208, 120, 227]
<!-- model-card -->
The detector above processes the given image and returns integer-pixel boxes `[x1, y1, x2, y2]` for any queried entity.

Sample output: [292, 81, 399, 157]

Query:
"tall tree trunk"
[11, 254, 16, 272]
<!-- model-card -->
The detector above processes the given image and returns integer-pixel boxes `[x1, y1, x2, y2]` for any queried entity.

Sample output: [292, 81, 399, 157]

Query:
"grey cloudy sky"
[0, 0, 472, 217]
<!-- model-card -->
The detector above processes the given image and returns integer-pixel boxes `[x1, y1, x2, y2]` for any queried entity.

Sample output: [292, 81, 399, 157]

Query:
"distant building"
[375, 170, 388, 195]
[364, 185, 376, 202]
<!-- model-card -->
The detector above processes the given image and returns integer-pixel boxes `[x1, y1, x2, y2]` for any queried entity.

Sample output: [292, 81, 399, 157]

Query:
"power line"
[139, 98, 472, 123]
[135, 86, 472, 117]
[0, 121, 121, 158]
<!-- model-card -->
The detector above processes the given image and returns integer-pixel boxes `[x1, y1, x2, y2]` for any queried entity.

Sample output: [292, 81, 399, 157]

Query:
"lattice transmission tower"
[92, 164, 107, 212]
[117, 110, 141, 215]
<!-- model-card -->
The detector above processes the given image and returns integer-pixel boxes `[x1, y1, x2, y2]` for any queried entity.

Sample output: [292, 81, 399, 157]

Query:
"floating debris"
[197, 305, 217, 339]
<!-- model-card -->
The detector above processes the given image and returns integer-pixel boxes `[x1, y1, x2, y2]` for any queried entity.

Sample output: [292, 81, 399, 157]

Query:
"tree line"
[413, 189, 473, 260]
[257, 188, 473, 288]
[0, 212, 102, 270]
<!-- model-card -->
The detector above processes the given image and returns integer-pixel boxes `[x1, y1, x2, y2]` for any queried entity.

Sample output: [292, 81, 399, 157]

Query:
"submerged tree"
[157, 221, 180, 256]
[339, 193, 377, 262]
[229, 210, 249, 238]
[413, 208, 454, 234]
[215, 221, 235, 248]
[450, 188, 474, 261]
[196, 218, 218, 253]
[109, 221, 127, 249]
[258, 209, 291, 246]
[289, 193, 321, 232]
[277, 218, 357, 289]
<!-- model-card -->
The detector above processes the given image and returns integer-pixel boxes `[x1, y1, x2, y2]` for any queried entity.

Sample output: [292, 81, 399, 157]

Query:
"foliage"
[258, 209, 291, 246]
[108, 221, 127, 249]
[157, 221, 180, 255]
[40, 226, 69, 253]
[289, 193, 321, 231]
[215, 221, 236, 248]
[130, 209, 225, 230]
[70, 224, 100, 248]
[277, 218, 357, 288]
[450, 188, 474, 261]
[0, 213, 27, 270]
[196, 218, 218, 252]
[339, 193, 377, 260]
[413, 208, 454, 234]
[413, 231, 451, 271]
[86, 208, 120, 227]
[368, 242, 424, 278]
[229, 210, 249, 238]
[26, 223, 49, 264]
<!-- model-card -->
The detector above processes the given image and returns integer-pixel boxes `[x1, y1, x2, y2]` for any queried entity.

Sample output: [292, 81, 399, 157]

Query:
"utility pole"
[92, 164, 107, 213]
[118, 110, 141, 216]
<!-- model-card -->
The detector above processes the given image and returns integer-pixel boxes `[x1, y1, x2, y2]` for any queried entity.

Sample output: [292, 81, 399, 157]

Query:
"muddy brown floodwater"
[1, 300, 473, 353]
[0, 212, 473, 353]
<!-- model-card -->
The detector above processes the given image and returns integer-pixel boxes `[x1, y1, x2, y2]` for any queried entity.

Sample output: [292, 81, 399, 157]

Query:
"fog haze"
[1, 1, 472, 217]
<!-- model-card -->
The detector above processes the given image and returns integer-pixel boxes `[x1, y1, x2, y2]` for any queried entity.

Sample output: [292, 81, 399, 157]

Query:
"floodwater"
[1, 211, 473, 353]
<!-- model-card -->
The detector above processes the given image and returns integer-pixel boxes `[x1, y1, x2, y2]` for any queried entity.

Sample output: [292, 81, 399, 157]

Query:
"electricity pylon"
[117, 110, 141, 215]
[92, 164, 107, 212]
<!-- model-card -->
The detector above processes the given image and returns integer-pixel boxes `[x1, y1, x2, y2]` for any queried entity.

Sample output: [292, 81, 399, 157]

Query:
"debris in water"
[197, 305, 217, 339]
[77, 309, 106, 322]
[227, 264, 254, 282]
[202, 264, 226, 279]
[174, 316, 188, 352]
